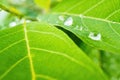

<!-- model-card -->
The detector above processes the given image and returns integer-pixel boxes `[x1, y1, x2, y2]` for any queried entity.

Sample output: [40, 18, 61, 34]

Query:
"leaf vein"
[0, 56, 28, 80]
[23, 22, 36, 80]
[105, 9, 120, 19]
[0, 39, 24, 54]
[30, 47, 93, 72]
[0, 29, 23, 39]
[36, 74, 57, 80]
[82, 0, 104, 14]
[27, 30, 71, 47]
[80, 16, 120, 50]
[107, 22, 120, 37]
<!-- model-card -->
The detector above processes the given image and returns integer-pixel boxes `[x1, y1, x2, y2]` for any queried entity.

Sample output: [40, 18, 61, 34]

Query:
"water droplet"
[79, 14, 84, 18]
[36, 15, 41, 21]
[64, 17, 73, 26]
[88, 32, 101, 41]
[9, 22, 17, 27]
[74, 25, 83, 31]
[80, 27, 83, 31]
[26, 20, 31, 23]
[58, 15, 64, 21]
[20, 19, 31, 23]
[74, 25, 79, 29]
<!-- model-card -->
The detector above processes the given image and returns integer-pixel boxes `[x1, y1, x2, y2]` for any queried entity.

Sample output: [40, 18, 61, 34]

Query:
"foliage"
[0, 0, 120, 80]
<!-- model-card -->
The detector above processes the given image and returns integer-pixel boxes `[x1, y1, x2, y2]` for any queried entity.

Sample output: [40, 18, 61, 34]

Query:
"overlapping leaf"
[38, 13, 120, 53]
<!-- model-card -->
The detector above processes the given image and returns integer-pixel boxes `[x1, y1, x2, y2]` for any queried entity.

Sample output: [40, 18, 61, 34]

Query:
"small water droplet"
[74, 25, 79, 29]
[26, 20, 31, 23]
[9, 22, 17, 27]
[19, 19, 31, 23]
[36, 15, 41, 21]
[79, 14, 84, 18]
[80, 26, 83, 31]
[74, 25, 83, 31]
[58, 15, 64, 21]
[64, 17, 73, 26]
[88, 32, 101, 41]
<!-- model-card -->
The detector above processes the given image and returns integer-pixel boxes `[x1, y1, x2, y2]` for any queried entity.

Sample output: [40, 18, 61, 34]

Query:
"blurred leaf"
[101, 52, 120, 80]
[0, 0, 42, 18]
[79, 42, 101, 66]
[34, 0, 51, 12]
[10, 7, 22, 16]
[51, 0, 63, 8]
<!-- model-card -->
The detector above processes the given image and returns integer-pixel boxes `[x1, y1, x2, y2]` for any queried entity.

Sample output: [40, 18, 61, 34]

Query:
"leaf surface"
[34, 0, 51, 12]
[52, 0, 120, 22]
[38, 13, 120, 53]
[0, 22, 107, 80]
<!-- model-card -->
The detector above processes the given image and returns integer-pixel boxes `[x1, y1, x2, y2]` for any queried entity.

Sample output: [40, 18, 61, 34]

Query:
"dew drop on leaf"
[58, 15, 64, 21]
[79, 14, 84, 18]
[64, 17, 73, 26]
[9, 22, 17, 27]
[88, 32, 101, 41]
[80, 27, 83, 31]
[74, 25, 83, 31]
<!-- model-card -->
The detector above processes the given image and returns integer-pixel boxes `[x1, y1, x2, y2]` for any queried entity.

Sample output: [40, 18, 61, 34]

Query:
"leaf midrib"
[53, 0, 120, 24]
[24, 23, 36, 80]
[52, 12, 120, 25]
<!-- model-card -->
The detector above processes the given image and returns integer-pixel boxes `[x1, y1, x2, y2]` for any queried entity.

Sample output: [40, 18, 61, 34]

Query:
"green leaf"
[52, 0, 120, 22]
[34, 0, 51, 12]
[51, 0, 63, 8]
[38, 13, 120, 53]
[0, 22, 107, 80]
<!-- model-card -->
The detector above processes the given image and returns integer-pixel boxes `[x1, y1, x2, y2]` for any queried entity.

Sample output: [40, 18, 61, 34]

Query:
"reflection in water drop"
[74, 25, 83, 31]
[58, 15, 64, 21]
[64, 17, 73, 26]
[88, 32, 101, 41]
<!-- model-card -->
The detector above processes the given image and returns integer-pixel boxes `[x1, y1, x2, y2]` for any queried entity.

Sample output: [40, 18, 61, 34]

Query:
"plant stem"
[0, 4, 37, 21]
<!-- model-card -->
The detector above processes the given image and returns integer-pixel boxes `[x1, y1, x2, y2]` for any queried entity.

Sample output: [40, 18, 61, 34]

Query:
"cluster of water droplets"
[58, 15, 64, 21]
[74, 25, 83, 31]
[59, 15, 84, 32]
[9, 18, 31, 28]
[88, 32, 101, 41]
[58, 15, 102, 41]
[64, 17, 73, 26]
